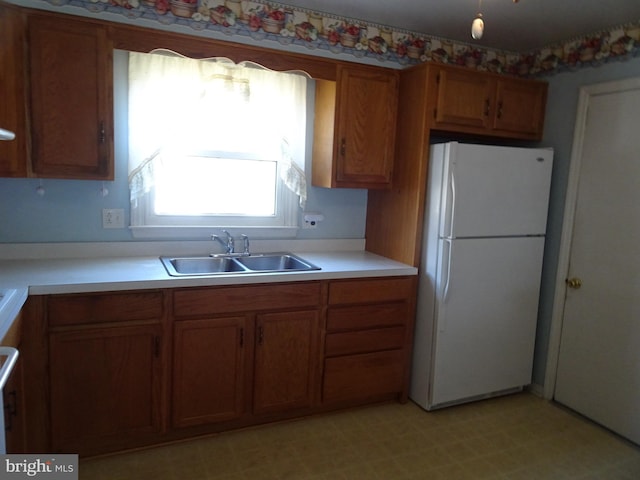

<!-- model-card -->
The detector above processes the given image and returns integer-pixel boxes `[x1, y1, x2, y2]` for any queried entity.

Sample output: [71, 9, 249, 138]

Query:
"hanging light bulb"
[471, 13, 484, 40]
[471, 0, 484, 41]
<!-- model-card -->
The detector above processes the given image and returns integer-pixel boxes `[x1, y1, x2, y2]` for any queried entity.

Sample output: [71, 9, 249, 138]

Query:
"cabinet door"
[28, 14, 113, 179]
[434, 67, 494, 130]
[333, 66, 397, 188]
[0, 3, 27, 177]
[492, 78, 547, 137]
[49, 325, 162, 454]
[172, 317, 247, 428]
[253, 310, 319, 414]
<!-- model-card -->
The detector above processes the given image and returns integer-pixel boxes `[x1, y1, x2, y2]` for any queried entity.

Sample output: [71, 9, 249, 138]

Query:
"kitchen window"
[126, 50, 308, 238]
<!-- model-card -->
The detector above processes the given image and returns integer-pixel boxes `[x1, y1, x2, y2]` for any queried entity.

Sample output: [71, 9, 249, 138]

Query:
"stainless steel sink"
[161, 257, 250, 276]
[235, 253, 320, 272]
[160, 253, 320, 277]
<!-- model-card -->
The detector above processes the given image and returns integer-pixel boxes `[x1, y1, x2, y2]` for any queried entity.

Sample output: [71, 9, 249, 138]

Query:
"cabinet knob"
[484, 99, 490, 116]
[497, 101, 503, 119]
[340, 138, 346, 156]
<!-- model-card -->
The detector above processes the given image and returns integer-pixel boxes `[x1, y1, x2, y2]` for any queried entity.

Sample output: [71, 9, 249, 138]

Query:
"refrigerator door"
[429, 236, 545, 408]
[433, 142, 553, 238]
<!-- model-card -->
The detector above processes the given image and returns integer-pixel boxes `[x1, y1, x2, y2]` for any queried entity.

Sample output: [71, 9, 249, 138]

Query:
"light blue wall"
[532, 55, 640, 386]
[0, 55, 368, 244]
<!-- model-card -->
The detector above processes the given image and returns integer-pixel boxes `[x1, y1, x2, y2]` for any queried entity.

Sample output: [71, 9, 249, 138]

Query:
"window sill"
[129, 226, 299, 240]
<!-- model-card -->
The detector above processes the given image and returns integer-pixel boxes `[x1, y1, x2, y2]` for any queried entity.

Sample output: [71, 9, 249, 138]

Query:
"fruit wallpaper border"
[41, 0, 640, 76]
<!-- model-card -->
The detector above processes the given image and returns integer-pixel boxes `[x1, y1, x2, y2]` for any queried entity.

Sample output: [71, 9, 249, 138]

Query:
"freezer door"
[434, 142, 553, 238]
[429, 236, 544, 408]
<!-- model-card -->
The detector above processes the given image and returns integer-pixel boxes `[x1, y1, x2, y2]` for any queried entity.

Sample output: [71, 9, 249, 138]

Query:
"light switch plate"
[102, 209, 125, 229]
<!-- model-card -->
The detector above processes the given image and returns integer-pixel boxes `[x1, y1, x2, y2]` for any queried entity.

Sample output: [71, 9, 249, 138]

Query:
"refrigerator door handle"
[448, 166, 457, 238]
[442, 239, 453, 301]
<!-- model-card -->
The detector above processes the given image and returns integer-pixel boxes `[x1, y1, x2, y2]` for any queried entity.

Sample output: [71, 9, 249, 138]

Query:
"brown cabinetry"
[253, 310, 319, 414]
[46, 291, 165, 455]
[432, 64, 547, 140]
[322, 277, 416, 405]
[313, 65, 398, 188]
[0, 3, 27, 177]
[172, 316, 247, 427]
[28, 14, 113, 179]
[171, 282, 321, 428]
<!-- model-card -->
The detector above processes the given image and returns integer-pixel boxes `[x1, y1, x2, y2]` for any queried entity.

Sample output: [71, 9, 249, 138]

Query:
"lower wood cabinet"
[172, 316, 247, 428]
[253, 310, 319, 414]
[49, 325, 164, 453]
[322, 277, 417, 406]
[171, 282, 322, 428]
[21, 276, 415, 456]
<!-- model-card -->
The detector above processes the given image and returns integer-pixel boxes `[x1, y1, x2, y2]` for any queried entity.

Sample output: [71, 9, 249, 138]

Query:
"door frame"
[543, 76, 640, 400]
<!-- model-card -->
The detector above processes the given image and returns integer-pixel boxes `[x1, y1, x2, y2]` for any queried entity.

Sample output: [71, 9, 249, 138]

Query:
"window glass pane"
[154, 156, 277, 216]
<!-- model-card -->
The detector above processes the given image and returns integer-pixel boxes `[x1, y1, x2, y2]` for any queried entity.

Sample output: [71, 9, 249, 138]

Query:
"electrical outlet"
[303, 213, 324, 229]
[102, 209, 125, 229]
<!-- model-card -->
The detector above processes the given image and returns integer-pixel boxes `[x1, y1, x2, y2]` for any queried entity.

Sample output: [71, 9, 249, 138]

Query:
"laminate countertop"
[0, 249, 417, 338]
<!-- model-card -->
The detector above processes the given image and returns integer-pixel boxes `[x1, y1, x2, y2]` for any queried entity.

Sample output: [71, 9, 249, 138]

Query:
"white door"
[554, 79, 640, 445]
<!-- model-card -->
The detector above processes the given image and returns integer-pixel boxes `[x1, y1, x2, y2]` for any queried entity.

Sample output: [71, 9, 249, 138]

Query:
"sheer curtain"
[127, 50, 308, 219]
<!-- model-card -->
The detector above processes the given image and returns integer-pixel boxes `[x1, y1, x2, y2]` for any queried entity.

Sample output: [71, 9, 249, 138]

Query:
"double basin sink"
[161, 252, 321, 277]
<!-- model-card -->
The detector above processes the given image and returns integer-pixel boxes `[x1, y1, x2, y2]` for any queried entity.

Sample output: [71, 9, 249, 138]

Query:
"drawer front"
[328, 277, 414, 305]
[325, 326, 405, 357]
[322, 350, 404, 403]
[48, 291, 164, 327]
[326, 302, 408, 331]
[173, 282, 321, 317]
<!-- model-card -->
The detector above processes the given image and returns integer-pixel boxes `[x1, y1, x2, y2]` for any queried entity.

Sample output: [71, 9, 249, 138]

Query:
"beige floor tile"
[79, 393, 640, 480]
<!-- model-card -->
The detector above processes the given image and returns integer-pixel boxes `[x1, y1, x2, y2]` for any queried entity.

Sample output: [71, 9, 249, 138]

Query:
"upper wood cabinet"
[0, 3, 27, 177]
[431, 64, 547, 140]
[28, 14, 113, 179]
[312, 65, 398, 189]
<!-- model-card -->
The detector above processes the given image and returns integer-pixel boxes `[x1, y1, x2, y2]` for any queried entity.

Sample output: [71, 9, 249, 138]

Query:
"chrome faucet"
[211, 230, 235, 254]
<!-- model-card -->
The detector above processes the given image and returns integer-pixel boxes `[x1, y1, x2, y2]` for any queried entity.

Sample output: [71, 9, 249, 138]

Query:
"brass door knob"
[566, 277, 583, 289]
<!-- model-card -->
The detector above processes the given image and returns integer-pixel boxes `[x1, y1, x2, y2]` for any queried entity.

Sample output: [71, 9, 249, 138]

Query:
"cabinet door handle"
[497, 101, 503, 119]
[258, 326, 264, 346]
[484, 99, 490, 116]
[239, 327, 244, 347]
[340, 138, 346, 156]
[99, 121, 106, 144]
[4, 390, 17, 432]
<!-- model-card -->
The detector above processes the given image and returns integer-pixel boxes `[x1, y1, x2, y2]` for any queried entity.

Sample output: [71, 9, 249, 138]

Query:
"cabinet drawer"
[48, 291, 164, 327]
[173, 282, 321, 317]
[325, 326, 405, 357]
[323, 350, 404, 403]
[326, 302, 408, 331]
[328, 277, 414, 305]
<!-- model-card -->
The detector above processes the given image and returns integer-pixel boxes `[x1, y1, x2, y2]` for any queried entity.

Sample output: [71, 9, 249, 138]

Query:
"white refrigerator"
[410, 142, 553, 410]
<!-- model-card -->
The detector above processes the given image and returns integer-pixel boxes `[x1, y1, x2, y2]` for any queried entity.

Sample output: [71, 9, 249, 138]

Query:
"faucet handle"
[241, 234, 250, 255]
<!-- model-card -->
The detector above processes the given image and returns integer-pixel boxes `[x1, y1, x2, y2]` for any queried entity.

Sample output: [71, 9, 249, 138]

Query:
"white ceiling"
[279, 0, 640, 52]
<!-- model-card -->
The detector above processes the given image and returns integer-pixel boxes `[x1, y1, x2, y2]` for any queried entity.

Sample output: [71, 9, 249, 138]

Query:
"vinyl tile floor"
[80, 393, 640, 479]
